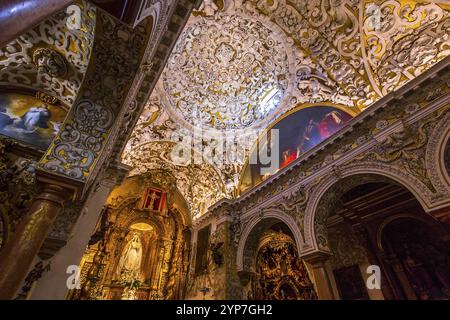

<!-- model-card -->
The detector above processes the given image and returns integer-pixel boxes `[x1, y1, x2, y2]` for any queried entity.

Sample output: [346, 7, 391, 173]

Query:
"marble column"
[302, 252, 335, 300]
[383, 254, 417, 300]
[0, 183, 71, 299]
[29, 166, 127, 300]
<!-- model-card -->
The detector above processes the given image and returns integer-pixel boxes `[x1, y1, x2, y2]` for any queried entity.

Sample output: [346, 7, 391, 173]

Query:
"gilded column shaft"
[0, 184, 70, 299]
[158, 239, 174, 297]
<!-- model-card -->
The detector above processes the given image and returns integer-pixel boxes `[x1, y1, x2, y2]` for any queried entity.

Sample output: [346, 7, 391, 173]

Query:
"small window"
[195, 225, 211, 275]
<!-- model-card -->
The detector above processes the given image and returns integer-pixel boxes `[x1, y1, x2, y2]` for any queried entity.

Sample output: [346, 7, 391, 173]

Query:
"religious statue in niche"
[115, 232, 143, 283]
[252, 231, 317, 300]
[143, 187, 165, 211]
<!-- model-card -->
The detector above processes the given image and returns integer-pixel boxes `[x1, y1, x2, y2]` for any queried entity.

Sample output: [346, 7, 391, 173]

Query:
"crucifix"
[148, 191, 160, 210]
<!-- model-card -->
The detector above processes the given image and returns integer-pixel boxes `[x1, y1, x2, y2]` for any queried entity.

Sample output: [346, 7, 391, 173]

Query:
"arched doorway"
[310, 174, 450, 300]
[239, 218, 317, 300]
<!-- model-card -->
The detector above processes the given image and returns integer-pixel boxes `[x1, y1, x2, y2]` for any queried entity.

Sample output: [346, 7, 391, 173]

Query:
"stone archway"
[303, 161, 434, 252]
[445, 139, 450, 183]
[302, 162, 450, 300]
[236, 212, 315, 300]
[122, 213, 167, 239]
[237, 209, 305, 273]
[425, 109, 450, 194]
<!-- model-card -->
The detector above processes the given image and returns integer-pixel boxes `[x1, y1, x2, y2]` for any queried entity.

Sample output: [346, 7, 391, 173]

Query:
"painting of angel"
[0, 93, 67, 150]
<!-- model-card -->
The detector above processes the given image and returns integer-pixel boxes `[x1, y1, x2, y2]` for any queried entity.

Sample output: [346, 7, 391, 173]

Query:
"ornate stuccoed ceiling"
[123, 0, 450, 219]
[161, 10, 290, 131]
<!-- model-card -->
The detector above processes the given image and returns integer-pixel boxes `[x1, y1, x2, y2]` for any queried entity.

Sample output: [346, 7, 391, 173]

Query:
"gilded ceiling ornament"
[32, 48, 68, 78]
[195, 0, 229, 17]
[363, 1, 450, 95]
[249, 0, 449, 107]
[0, 0, 96, 106]
[124, 92, 253, 198]
[161, 10, 289, 130]
[40, 11, 148, 182]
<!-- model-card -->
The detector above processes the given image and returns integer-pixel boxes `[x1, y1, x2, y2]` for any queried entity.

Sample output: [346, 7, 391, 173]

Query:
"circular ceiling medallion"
[162, 12, 289, 131]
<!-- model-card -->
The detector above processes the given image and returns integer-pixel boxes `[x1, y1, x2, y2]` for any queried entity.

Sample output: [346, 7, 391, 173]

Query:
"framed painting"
[0, 92, 67, 150]
[333, 265, 369, 300]
[240, 105, 353, 192]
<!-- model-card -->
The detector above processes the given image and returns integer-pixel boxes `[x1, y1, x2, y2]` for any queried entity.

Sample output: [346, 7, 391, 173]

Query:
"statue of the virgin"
[116, 232, 142, 281]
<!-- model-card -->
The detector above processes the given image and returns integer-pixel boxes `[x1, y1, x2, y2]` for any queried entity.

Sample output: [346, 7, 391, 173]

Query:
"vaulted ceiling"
[123, 0, 450, 219]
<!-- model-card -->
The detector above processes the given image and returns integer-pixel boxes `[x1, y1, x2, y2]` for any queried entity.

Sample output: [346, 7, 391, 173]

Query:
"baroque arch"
[376, 214, 450, 299]
[375, 213, 441, 253]
[303, 161, 435, 252]
[73, 169, 193, 300]
[123, 140, 228, 219]
[121, 211, 167, 238]
[426, 109, 450, 190]
[237, 209, 305, 272]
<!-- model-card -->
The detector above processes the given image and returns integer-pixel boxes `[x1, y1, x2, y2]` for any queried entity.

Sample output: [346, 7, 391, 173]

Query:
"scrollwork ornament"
[41, 99, 114, 179]
[229, 215, 242, 248]
[32, 48, 68, 78]
[39, 10, 147, 182]
[0, 1, 96, 106]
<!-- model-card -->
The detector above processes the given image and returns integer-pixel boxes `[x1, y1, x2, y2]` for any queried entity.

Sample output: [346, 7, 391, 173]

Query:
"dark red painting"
[240, 106, 352, 192]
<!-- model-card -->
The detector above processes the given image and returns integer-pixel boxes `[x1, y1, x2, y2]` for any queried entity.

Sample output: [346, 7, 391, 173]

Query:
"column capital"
[428, 206, 450, 226]
[36, 169, 83, 201]
[301, 251, 335, 299]
[100, 162, 131, 188]
[34, 183, 73, 207]
[301, 251, 332, 265]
